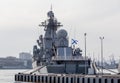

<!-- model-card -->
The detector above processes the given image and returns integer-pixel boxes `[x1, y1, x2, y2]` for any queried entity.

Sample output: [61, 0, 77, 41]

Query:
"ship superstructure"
[32, 10, 93, 74]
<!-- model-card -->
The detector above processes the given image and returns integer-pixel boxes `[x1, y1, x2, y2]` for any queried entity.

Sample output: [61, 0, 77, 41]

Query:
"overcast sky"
[0, 0, 120, 61]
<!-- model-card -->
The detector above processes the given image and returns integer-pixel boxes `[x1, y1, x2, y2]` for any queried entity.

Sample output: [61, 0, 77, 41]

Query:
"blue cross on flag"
[72, 39, 78, 45]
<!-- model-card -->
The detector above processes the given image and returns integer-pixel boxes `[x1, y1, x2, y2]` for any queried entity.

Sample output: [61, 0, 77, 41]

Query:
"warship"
[15, 9, 120, 83]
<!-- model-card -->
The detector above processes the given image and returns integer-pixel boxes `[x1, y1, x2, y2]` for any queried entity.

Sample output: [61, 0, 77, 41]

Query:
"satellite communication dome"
[57, 29, 68, 38]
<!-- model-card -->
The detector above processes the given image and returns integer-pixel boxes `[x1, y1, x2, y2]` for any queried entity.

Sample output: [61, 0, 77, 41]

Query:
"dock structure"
[15, 73, 120, 83]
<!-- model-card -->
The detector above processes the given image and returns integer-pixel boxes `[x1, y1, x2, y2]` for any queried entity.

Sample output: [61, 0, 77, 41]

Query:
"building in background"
[19, 52, 32, 60]
[19, 52, 32, 69]
[0, 52, 32, 69]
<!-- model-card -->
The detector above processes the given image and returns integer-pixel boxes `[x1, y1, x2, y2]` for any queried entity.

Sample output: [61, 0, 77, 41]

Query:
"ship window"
[111, 79, 114, 83]
[93, 78, 95, 83]
[99, 78, 101, 83]
[105, 79, 107, 83]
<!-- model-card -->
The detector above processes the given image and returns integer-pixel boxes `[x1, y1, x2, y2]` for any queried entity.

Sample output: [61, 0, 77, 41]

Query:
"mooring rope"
[20, 65, 46, 74]
[97, 66, 118, 74]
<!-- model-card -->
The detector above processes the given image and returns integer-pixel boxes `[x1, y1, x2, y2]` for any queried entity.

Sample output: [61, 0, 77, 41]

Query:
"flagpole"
[84, 33, 87, 75]
[99, 36, 104, 75]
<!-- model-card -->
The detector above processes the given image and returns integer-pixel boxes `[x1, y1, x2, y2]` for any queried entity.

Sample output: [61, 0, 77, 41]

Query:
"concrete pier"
[15, 73, 120, 83]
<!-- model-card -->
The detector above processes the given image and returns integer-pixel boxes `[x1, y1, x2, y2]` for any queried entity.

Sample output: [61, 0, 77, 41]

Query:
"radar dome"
[57, 29, 68, 38]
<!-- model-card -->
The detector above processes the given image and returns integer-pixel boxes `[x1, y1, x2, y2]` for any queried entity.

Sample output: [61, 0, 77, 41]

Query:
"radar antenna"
[39, 8, 63, 30]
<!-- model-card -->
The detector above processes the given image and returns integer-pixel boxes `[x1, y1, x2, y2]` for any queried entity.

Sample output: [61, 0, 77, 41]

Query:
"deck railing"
[52, 55, 89, 61]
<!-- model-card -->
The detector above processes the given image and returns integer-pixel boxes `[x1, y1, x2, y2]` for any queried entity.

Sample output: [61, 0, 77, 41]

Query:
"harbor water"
[0, 69, 31, 83]
[0, 69, 118, 83]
